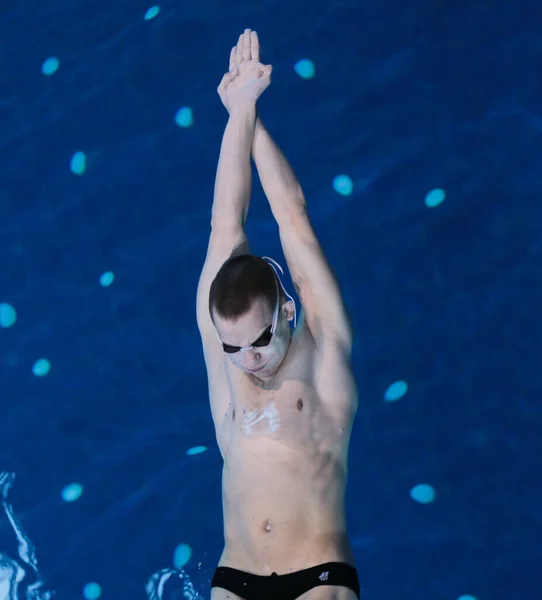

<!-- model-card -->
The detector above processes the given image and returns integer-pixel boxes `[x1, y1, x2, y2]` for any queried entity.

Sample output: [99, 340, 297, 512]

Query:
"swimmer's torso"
[214, 325, 357, 574]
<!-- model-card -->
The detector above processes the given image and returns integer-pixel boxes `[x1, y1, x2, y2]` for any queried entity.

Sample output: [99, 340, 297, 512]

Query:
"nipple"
[264, 519, 273, 533]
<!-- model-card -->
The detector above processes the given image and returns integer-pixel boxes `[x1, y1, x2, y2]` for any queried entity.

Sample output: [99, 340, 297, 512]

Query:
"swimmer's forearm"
[252, 118, 305, 223]
[212, 105, 257, 227]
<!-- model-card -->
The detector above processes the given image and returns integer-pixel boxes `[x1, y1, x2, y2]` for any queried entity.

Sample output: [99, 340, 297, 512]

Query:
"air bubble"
[144, 6, 160, 20]
[0, 303, 17, 328]
[332, 174, 353, 196]
[425, 188, 445, 208]
[32, 359, 51, 377]
[83, 582, 102, 600]
[186, 446, 207, 456]
[61, 483, 83, 502]
[173, 543, 192, 568]
[99, 271, 114, 287]
[41, 57, 60, 76]
[294, 59, 315, 79]
[175, 106, 193, 128]
[384, 380, 408, 401]
[70, 151, 86, 175]
[410, 483, 436, 504]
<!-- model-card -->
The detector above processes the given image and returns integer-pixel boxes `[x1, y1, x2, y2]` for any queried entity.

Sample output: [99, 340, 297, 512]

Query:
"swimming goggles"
[218, 257, 297, 354]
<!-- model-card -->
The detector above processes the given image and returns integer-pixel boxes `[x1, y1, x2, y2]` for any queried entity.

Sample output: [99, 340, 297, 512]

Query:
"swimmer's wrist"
[229, 102, 257, 119]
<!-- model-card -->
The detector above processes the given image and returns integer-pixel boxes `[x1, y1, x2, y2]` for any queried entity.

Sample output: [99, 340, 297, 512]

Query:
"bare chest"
[216, 334, 356, 461]
[217, 377, 351, 468]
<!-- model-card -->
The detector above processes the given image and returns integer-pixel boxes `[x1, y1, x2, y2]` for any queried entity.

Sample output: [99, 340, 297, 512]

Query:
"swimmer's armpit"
[278, 218, 352, 351]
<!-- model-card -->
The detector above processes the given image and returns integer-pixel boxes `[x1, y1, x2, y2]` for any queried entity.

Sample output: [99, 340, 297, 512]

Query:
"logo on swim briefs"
[319, 571, 329, 581]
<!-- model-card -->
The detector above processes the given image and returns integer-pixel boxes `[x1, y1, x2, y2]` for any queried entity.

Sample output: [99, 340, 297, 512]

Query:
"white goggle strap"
[262, 256, 297, 329]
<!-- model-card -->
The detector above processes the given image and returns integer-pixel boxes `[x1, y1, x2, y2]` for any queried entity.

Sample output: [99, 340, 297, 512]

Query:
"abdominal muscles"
[220, 435, 348, 570]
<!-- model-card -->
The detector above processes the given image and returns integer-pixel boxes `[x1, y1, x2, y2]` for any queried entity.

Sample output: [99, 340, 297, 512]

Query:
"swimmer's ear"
[282, 299, 295, 322]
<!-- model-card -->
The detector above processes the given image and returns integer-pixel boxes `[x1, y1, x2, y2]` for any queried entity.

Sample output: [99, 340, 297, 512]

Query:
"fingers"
[235, 32, 243, 65]
[232, 29, 260, 66]
[251, 30, 260, 62]
[258, 64, 272, 81]
[242, 28, 251, 60]
[218, 70, 238, 91]
[217, 72, 229, 91]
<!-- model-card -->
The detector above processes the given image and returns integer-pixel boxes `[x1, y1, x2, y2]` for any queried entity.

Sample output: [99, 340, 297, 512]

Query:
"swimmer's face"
[213, 297, 294, 377]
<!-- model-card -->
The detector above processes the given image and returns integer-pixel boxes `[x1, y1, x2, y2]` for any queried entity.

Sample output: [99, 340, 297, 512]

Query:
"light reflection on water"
[0, 472, 203, 600]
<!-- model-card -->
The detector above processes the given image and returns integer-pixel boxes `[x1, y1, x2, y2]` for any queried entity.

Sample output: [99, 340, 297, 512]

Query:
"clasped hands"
[217, 28, 272, 115]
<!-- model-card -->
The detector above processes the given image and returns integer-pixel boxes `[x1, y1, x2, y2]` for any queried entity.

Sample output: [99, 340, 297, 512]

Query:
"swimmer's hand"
[217, 29, 272, 114]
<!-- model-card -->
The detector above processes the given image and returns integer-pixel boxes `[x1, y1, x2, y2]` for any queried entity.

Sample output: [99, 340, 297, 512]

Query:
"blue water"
[1, 1, 540, 598]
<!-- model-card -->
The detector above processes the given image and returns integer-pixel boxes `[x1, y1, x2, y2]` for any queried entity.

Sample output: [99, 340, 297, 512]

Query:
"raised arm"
[196, 103, 255, 338]
[197, 29, 272, 425]
[210, 28, 272, 231]
[218, 32, 351, 351]
[252, 119, 352, 353]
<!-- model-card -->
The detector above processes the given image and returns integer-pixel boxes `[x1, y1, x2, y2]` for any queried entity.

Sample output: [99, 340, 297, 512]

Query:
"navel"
[263, 519, 273, 533]
[232, 408, 236, 420]
[297, 398, 303, 411]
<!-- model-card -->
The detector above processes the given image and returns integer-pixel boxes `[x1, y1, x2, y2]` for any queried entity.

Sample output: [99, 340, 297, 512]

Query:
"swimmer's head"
[209, 254, 295, 376]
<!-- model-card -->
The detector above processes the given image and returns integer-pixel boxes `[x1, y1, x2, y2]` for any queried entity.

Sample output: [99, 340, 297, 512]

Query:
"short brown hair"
[209, 254, 283, 322]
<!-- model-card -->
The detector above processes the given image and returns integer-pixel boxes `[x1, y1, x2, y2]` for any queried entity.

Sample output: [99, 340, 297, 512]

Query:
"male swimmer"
[196, 29, 360, 600]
